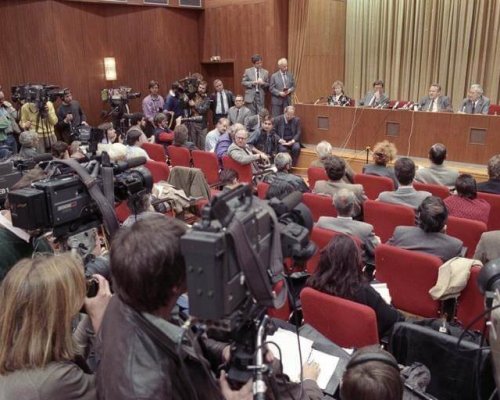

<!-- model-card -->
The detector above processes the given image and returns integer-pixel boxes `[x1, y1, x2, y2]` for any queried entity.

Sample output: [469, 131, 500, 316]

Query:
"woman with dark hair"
[363, 140, 398, 187]
[444, 174, 490, 224]
[306, 234, 403, 337]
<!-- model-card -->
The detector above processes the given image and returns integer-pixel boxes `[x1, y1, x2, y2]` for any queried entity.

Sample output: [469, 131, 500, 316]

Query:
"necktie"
[219, 92, 225, 114]
[471, 102, 476, 114]
[282, 73, 287, 89]
[428, 99, 435, 112]
[236, 109, 240, 121]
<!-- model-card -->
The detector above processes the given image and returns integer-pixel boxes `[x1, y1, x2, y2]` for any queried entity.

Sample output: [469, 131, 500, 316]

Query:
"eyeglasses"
[235, 136, 247, 141]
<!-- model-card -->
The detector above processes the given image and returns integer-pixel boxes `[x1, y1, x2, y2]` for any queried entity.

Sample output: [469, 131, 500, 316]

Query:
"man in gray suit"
[415, 143, 459, 189]
[418, 83, 453, 112]
[388, 196, 463, 262]
[474, 231, 500, 264]
[313, 155, 367, 218]
[378, 157, 432, 209]
[269, 58, 296, 118]
[459, 84, 490, 115]
[317, 189, 381, 265]
[241, 54, 269, 115]
[358, 80, 389, 108]
[227, 95, 252, 125]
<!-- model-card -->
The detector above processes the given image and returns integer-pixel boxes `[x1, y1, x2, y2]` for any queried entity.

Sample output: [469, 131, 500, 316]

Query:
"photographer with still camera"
[56, 89, 88, 144]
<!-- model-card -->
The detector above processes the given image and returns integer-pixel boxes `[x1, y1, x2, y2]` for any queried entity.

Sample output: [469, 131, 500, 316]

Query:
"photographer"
[56, 89, 88, 144]
[0, 253, 111, 399]
[97, 216, 322, 400]
[0, 87, 20, 156]
[20, 98, 58, 153]
[188, 80, 211, 150]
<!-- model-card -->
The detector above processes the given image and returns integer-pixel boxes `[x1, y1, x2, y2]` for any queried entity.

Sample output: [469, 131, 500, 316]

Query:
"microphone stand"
[249, 315, 269, 400]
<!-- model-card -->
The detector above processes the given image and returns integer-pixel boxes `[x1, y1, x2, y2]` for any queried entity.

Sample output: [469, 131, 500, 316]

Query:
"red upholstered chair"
[257, 182, 270, 199]
[307, 167, 328, 190]
[488, 104, 500, 115]
[446, 216, 487, 258]
[457, 266, 486, 332]
[301, 287, 379, 348]
[413, 182, 450, 200]
[192, 150, 220, 185]
[142, 142, 167, 163]
[167, 145, 191, 167]
[115, 201, 130, 223]
[375, 244, 442, 317]
[363, 199, 415, 243]
[267, 280, 291, 322]
[477, 192, 500, 231]
[222, 155, 253, 183]
[354, 173, 394, 200]
[145, 160, 170, 183]
[302, 192, 337, 223]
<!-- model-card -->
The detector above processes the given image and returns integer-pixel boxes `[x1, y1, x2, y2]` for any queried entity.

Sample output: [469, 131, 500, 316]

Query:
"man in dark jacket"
[273, 106, 301, 166]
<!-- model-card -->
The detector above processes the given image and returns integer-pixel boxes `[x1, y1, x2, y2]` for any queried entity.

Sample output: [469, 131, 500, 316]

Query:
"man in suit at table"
[358, 79, 389, 108]
[269, 58, 296, 118]
[241, 54, 269, 115]
[209, 79, 234, 124]
[418, 83, 453, 112]
[458, 84, 490, 115]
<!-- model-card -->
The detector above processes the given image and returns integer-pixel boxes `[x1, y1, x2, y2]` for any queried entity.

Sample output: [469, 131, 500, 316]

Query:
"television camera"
[101, 87, 141, 133]
[11, 84, 67, 113]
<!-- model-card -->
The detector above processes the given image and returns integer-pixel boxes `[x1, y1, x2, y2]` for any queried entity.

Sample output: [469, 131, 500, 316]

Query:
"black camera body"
[0, 161, 23, 206]
[11, 84, 62, 111]
[101, 87, 141, 107]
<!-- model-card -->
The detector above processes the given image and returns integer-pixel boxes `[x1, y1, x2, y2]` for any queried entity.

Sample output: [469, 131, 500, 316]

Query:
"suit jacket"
[474, 230, 500, 264]
[241, 67, 269, 103]
[227, 105, 252, 125]
[269, 70, 296, 106]
[313, 180, 367, 217]
[316, 216, 380, 263]
[418, 96, 453, 112]
[272, 115, 301, 142]
[459, 96, 490, 115]
[388, 226, 463, 262]
[209, 90, 234, 115]
[359, 91, 389, 108]
[414, 163, 459, 188]
[477, 178, 500, 194]
[377, 186, 432, 209]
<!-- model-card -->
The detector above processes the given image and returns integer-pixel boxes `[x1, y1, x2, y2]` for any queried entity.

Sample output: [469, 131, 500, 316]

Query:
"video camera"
[177, 76, 200, 100]
[101, 87, 141, 107]
[11, 84, 65, 110]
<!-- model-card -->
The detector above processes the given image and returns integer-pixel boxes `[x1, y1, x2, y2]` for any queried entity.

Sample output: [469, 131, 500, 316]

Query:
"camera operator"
[56, 89, 88, 144]
[0, 253, 111, 399]
[188, 80, 211, 150]
[0, 86, 20, 156]
[97, 216, 322, 400]
[163, 81, 187, 119]
[20, 97, 58, 153]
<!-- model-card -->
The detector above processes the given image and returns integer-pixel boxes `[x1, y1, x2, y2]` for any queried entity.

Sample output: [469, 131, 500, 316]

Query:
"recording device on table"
[101, 87, 141, 134]
[181, 185, 316, 397]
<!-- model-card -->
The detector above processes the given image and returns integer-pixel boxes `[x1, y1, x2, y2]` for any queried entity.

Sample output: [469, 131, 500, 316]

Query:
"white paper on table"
[309, 349, 339, 389]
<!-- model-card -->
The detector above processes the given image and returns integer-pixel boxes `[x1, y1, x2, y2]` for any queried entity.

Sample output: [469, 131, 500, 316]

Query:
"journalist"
[56, 89, 88, 143]
[20, 97, 58, 153]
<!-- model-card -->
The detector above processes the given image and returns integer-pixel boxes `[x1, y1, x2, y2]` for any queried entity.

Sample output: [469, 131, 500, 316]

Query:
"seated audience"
[152, 112, 175, 145]
[327, 80, 351, 106]
[458, 84, 490, 115]
[317, 189, 380, 265]
[125, 130, 150, 160]
[97, 216, 322, 399]
[388, 196, 463, 262]
[415, 143, 458, 188]
[248, 116, 280, 162]
[363, 140, 398, 187]
[444, 174, 490, 224]
[310, 142, 355, 183]
[51, 140, 69, 159]
[122, 191, 165, 227]
[264, 152, 309, 193]
[474, 231, 500, 264]
[99, 122, 120, 144]
[307, 234, 403, 337]
[245, 108, 270, 137]
[477, 154, 500, 194]
[171, 124, 197, 151]
[205, 117, 229, 152]
[418, 83, 452, 112]
[340, 346, 403, 400]
[377, 157, 431, 209]
[219, 168, 240, 191]
[227, 94, 251, 125]
[227, 128, 269, 174]
[313, 155, 366, 218]
[273, 105, 301, 166]
[126, 112, 149, 142]
[68, 141, 86, 161]
[265, 180, 296, 200]
[0, 253, 111, 399]
[18, 130, 40, 159]
[215, 123, 242, 162]
[359, 80, 389, 108]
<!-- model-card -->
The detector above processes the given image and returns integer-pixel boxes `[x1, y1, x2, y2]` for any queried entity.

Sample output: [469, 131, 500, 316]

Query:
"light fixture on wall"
[104, 57, 117, 81]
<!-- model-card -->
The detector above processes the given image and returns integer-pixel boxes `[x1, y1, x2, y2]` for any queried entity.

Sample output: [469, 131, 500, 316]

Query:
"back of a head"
[153, 112, 167, 127]
[394, 157, 415, 185]
[333, 188, 355, 217]
[219, 168, 239, 186]
[19, 130, 39, 149]
[266, 180, 295, 200]
[429, 143, 447, 165]
[487, 154, 500, 180]
[274, 152, 292, 172]
[173, 124, 189, 145]
[0, 253, 86, 374]
[372, 140, 397, 166]
[340, 346, 403, 400]
[316, 140, 332, 159]
[51, 141, 68, 159]
[455, 174, 477, 199]
[417, 196, 447, 233]
[324, 155, 346, 181]
[110, 217, 187, 313]
[126, 130, 142, 146]
[130, 112, 144, 126]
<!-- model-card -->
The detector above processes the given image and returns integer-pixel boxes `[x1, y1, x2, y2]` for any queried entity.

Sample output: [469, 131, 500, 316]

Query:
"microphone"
[313, 97, 324, 105]
[392, 101, 400, 110]
[113, 156, 147, 173]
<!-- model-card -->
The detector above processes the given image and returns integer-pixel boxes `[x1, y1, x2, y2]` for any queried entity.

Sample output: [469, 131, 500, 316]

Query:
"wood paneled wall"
[0, 0, 201, 124]
[198, 0, 289, 99]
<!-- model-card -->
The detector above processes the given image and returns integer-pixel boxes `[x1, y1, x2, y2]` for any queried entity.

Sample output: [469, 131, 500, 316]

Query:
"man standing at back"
[210, 79, 234, 124]
[269, 58, 295, 118]
[415, 143, 459, 188]
[242, 54, 269, 115]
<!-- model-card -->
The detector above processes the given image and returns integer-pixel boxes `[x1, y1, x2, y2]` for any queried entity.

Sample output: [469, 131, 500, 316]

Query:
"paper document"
[371, 282, 392, 304]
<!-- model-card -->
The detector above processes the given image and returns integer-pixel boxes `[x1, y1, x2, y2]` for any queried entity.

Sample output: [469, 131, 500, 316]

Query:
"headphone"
[345, 351, 400, 372]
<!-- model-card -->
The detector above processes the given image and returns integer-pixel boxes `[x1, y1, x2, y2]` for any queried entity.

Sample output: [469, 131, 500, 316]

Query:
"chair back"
[257, 181, 270, 199]
[301, 287, 379, 348]
[142, 142, 166, 163]
[413, 182, 450, 200]
[115, 201, 130, 223]
[167, 145, 191, 167]
[267, 280, 291, 322]
[354, 173, 394, 200]
[364, 199, 415, 243]
[488, 104, 500, 115]
[446, 216, 487, 258]
[375, 244, 442, 317]
[302, 192, 337, 222]
[145, 160, 170, 183]
[477, 192, 500, 231]
[192, 150, 220, 185]
[307, 167, 328, 190]
[457, 266, 486, 332]
[222, 155, 253, 183]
